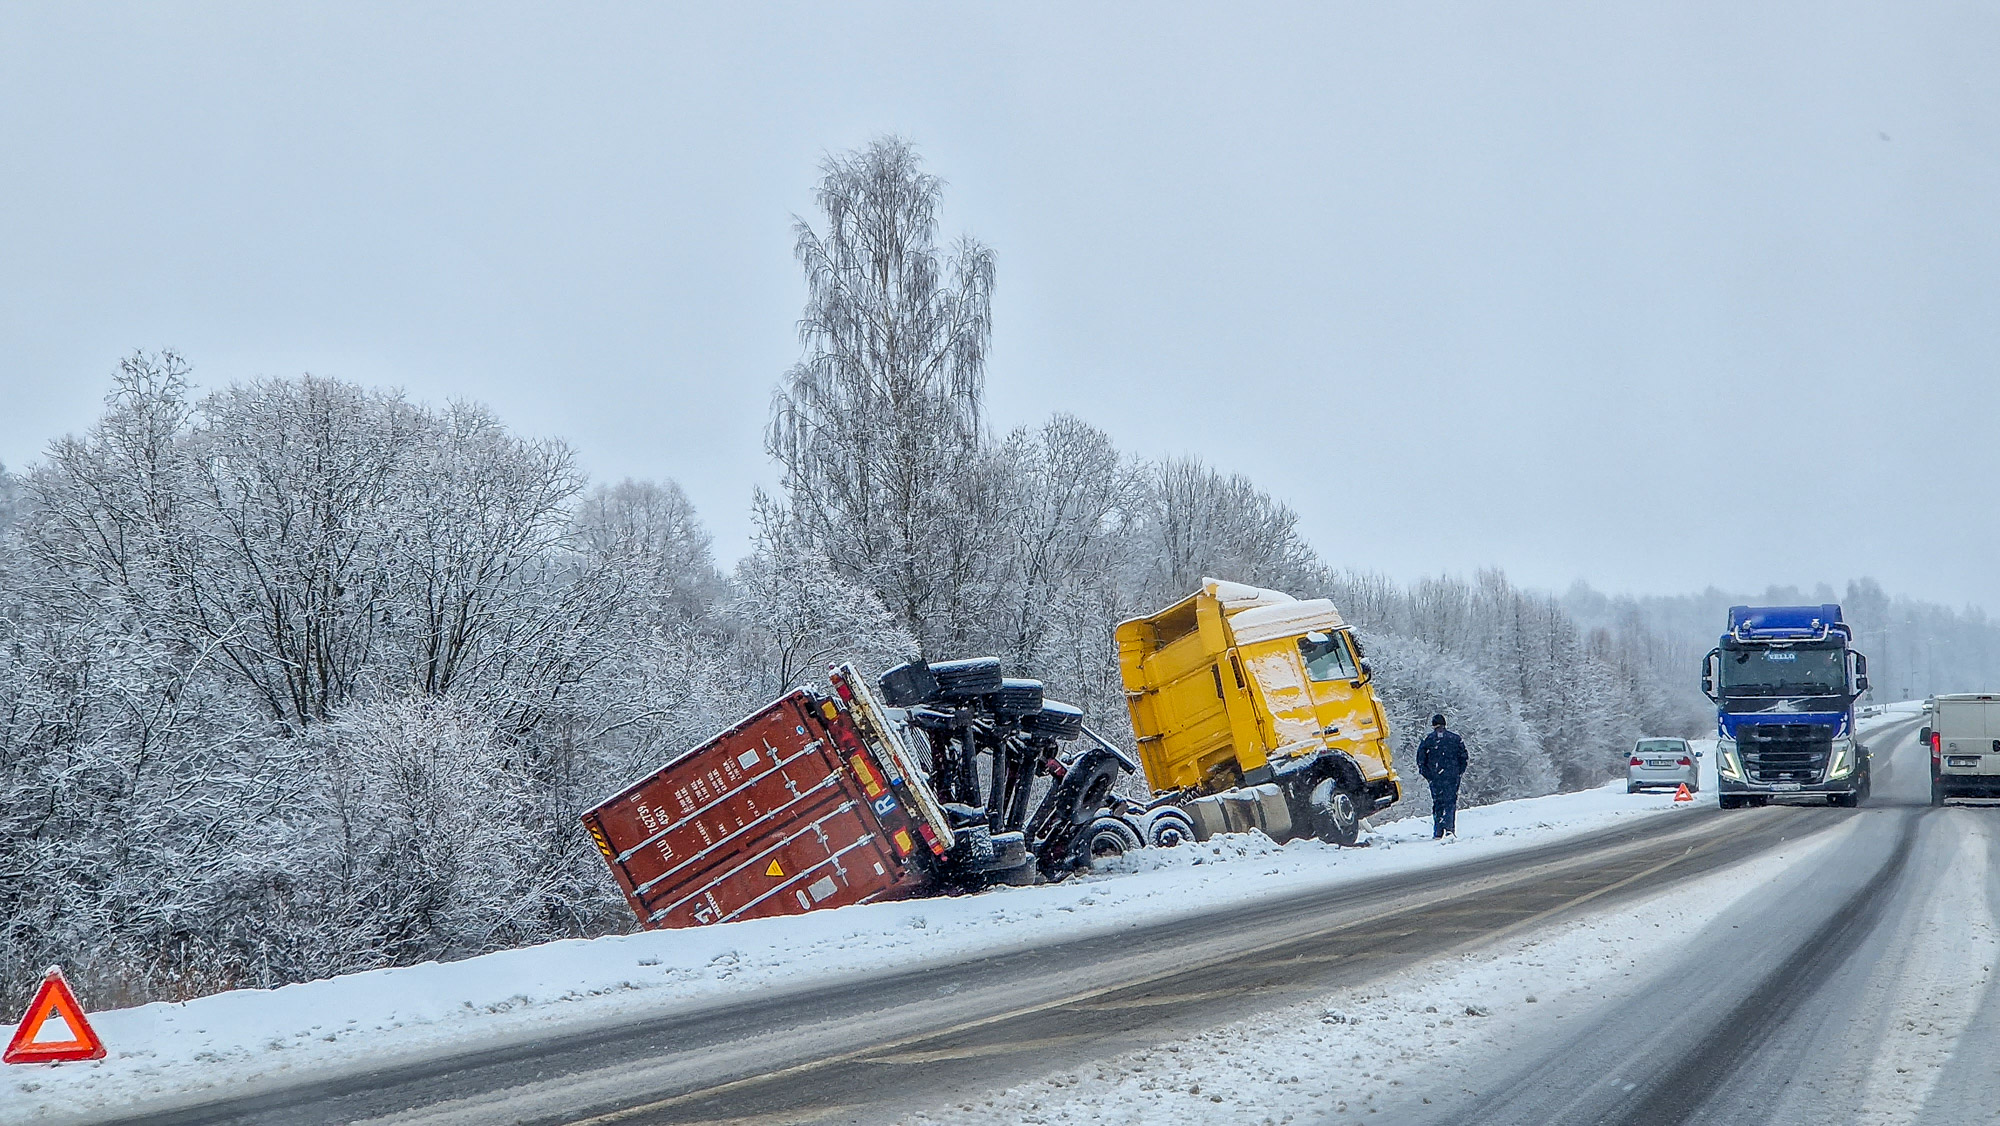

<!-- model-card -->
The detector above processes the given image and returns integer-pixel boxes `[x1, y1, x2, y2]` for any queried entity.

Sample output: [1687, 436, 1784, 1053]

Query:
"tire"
[1308, 777, 1363, 847]
[1719, 795, 1744, 810]
[1932, 777, 1947, 807]
[1063, 754, 1123, 826]
[1143, 809, 1196, 849]
[1833, 791, 1860, 808]
[931, 656, 1004, 698]
[1079, 816, 1142, 865]
[1626, 783, 1640, 794]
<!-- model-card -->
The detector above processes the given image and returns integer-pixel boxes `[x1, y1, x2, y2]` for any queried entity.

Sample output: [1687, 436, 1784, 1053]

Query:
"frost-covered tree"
[1130, 457, 1325, 610]
[0, 356, 667, 1008]
[767, 136, 998, 657]
[730, 490, 917, 698]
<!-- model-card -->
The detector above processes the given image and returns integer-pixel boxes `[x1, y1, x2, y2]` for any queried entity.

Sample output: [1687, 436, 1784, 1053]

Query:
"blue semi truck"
[1702, 604, 1872, 809]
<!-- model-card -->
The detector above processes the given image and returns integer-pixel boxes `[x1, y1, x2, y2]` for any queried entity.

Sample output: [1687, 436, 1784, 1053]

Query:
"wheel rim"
[1310, 779, 1358, 838]
[1330, 791, 1357, 829]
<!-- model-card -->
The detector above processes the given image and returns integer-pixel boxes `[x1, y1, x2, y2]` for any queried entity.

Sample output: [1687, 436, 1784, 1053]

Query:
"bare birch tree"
[767, 136, 997, 656]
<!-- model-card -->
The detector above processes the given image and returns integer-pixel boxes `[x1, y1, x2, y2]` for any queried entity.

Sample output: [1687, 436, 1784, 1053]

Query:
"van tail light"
[1630, 756, 1644, 766]
[1933, 731, 1943, 765]
[1677, 757, 1692, 767]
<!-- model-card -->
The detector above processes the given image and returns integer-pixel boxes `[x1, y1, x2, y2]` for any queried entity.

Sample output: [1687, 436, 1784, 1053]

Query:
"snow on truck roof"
[1228, 599, 1347, 644]
[1202, 577, 1298, 611]
[1198, 578, 1348, 644]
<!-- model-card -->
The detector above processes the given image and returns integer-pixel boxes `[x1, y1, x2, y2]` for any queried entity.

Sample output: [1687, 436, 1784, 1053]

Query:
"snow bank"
[5, 722, 1906, 1124]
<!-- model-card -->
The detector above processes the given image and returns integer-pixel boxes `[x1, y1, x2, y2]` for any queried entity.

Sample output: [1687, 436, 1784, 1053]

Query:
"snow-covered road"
[2, 710, 1920, 1125]
[899, 708, 2000, 1126]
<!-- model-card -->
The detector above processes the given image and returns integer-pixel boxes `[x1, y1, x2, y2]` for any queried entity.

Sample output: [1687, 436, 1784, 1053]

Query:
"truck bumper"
[1366, 779, 1401, 812]
[1717, 774, 1864, 798]
[1934, 775, 2000, 799]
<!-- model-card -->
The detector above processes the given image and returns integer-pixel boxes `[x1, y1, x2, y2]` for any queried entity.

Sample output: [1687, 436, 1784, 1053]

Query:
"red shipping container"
[584, 689, 941, 929]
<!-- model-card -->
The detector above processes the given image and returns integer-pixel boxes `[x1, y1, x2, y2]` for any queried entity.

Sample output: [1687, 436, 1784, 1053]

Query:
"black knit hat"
[1430, 714, 1446, 727]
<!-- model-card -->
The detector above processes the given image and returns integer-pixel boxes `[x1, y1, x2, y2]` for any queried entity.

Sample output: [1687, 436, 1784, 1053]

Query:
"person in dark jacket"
[1416, 714, 1469, 839]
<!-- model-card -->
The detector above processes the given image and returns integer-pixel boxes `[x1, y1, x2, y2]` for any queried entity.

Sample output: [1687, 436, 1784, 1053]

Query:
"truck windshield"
[1718, 647, 1846, 697]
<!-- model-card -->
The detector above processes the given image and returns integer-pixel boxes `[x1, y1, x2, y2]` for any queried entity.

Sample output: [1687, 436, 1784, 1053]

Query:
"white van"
[1922, 694, 2000, 805]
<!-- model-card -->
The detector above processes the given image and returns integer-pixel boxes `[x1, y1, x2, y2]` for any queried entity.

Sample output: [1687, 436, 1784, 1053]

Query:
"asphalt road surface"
[119, 752, 1881, 1126]
[1412, 713, 2000, 1126]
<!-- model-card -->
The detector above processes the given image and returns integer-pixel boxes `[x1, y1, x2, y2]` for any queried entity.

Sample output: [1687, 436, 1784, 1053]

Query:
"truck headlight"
[1716, 739, 1743, 781]
[1827, 737, 1857, 779]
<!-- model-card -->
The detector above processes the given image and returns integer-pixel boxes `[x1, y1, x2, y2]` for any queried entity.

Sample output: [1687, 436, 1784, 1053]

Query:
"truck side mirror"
[1353, 659, 1372, 687]
[1855, 675, 1870, 694]
[1701, 649, 1719, 701]
[1919, 726, 1932, 746]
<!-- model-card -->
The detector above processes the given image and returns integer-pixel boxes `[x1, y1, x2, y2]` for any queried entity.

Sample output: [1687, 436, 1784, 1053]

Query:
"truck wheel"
[1144, 809, 1196, 849]
[1064, 754, 1123, 825]
[1718, 795, 1743, 810]
[1080, 816, 1142, 864]
[1932, 777, 1947, 806]
[1308, 778, 1362, 847]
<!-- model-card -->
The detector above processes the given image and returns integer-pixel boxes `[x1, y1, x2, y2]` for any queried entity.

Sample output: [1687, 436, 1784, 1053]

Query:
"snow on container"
[583, 685, 949, 929]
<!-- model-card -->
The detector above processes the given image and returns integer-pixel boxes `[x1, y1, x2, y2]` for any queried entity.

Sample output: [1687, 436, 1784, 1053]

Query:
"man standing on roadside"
[1416, 714, 1469, 839]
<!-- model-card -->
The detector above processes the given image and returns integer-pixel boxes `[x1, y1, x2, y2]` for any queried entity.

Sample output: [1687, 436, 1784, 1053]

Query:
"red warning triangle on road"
[5, 967, 106, 1064]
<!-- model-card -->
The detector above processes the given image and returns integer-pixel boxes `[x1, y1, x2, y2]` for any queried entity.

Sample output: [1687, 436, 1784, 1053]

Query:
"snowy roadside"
[903, 815, 1861, 1126]
[4, 720, 1909, 1125]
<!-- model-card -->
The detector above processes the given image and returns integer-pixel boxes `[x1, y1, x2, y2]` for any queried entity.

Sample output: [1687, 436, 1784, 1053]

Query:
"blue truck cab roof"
[1725, 604, 1850, 645]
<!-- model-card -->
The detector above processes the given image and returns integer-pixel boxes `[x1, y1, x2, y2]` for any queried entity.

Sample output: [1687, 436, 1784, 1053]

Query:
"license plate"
[1948, 757, 1981, 768]
[1770, 782, 1803, 792]
[1647, 760, 1676, 767]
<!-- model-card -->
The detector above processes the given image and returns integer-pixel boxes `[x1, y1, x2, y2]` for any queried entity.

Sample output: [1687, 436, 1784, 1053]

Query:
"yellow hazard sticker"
[849, 754, 885, 797]
[893, 829, 913, 855]
[766, 859, 785, 878]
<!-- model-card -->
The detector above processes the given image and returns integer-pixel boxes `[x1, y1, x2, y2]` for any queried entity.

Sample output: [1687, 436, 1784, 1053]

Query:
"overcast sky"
[4, 3, 1995, 610]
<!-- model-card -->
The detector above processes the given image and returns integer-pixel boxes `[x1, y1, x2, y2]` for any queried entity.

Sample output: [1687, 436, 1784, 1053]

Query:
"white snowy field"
[1, 713, 1915, 1125]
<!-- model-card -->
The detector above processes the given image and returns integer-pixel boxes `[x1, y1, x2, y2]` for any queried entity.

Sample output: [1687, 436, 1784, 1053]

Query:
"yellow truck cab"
[1116, 578, 1400, 845]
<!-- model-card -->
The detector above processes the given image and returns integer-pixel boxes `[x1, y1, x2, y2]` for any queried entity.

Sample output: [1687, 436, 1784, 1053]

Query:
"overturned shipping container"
[583, 669, 954, 929]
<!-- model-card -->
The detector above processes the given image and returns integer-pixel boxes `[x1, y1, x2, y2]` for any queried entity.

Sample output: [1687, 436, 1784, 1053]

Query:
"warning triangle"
[765, 859, 785, 878]
[5, 967, 106, 1064]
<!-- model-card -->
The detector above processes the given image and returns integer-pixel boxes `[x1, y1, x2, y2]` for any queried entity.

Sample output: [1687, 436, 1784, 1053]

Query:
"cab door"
[1296, 630, 1385, 769]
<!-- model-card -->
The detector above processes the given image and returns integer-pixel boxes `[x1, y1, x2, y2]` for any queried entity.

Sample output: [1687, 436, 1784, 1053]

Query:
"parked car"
[1627, 737, 1699, 794]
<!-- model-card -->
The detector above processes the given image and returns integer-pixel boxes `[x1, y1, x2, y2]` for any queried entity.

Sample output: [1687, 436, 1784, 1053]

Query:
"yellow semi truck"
[1114, 578, 1401, 847]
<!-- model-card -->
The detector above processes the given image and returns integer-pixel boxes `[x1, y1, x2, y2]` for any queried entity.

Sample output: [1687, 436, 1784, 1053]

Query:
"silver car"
[1627, 737, 1699, 794]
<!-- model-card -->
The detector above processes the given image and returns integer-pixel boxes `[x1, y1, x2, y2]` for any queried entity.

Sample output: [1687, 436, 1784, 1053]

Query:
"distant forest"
[4, 138, 1992, 1011]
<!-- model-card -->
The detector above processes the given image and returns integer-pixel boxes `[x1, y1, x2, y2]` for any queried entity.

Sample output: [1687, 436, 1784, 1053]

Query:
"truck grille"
[1738, 724, 1831, 784]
